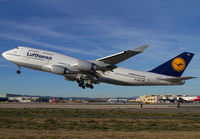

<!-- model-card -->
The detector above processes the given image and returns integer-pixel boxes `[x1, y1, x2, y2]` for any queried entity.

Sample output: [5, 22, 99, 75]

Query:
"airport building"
[0, 93, 21, 98]
[0, 93, 42, 102]
[136, 94, 183, 104]
[136, 95, 159, 103]
[107, 98, 128, 104]
[8, 96, 40, 103]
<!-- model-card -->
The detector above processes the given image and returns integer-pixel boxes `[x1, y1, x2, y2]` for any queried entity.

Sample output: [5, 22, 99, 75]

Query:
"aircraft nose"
[2, 51, 8, 59]
[2, 52, 6, 58]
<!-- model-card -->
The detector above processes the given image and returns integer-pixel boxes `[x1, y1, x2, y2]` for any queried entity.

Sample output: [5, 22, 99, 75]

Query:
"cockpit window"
[16, 47, 19, 49]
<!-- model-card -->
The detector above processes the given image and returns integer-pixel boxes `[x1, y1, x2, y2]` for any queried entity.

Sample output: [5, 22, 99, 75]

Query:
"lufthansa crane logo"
[172, 57, 186, 72]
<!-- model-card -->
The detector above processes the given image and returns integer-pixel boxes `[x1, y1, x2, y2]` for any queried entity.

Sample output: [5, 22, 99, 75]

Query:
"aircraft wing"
[160, 76, 196, 82]
[95, 45, 149, 65]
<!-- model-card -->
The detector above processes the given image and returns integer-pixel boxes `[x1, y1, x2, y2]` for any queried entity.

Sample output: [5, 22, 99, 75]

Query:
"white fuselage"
[180, 96, 200, 102]
[2, 47, 184, 86]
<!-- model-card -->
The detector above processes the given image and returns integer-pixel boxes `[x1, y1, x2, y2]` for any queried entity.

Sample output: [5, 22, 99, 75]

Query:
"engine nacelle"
[51, 65, 71, 75]
[76, 60, 100, 72]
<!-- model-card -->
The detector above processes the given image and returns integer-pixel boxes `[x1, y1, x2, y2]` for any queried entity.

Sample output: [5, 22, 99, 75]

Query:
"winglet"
[133, 45, 149, 52]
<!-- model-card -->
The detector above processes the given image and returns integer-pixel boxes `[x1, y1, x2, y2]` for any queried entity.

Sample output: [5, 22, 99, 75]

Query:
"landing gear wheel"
[79, 83, 83, 87]
[86, 83, 90, 88]
[82, 86, 85, 89]
[90, 85, 94, 89]
[76, 79, 81, 84]
[16, 65, 21, 74]
[16, 70, 21, 74]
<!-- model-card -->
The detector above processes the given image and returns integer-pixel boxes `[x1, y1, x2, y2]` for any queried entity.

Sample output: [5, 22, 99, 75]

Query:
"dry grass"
[0, 108, 200, 138]
[0, 130, 200, 139]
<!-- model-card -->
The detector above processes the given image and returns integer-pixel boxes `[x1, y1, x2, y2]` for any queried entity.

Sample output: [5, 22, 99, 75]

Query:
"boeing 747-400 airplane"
[2, 45, 195, 89]
[178, 95, 200, 103]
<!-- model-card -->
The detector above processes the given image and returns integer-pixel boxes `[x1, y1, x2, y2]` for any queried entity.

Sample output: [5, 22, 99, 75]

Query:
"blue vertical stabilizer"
[149, 52, 194, 77]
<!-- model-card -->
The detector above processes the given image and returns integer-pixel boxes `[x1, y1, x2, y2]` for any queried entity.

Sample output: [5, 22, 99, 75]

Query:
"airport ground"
[0, 103, 200, 139]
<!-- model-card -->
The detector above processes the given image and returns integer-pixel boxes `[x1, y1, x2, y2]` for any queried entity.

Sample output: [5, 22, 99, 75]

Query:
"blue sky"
[0, 0, 199, 97]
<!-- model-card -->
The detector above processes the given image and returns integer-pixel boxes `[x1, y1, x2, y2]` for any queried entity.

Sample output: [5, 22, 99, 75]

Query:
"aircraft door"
[20, 47, 26, 61]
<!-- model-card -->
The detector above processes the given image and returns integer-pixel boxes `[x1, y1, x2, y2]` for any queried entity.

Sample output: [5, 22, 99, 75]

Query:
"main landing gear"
[16, 65, 21, 74]
[76, 79, 94, 89]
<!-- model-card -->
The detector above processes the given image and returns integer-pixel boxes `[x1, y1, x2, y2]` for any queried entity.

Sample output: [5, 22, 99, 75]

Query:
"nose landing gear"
[16, 65, 21, 74]
[16, 70, 21, 74]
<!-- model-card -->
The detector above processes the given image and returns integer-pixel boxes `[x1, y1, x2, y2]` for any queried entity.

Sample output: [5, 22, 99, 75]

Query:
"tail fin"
[149, 52, 194, 77]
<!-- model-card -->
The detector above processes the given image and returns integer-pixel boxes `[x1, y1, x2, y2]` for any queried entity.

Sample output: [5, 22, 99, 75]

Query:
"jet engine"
[76, 60, 100, 72]
[51, 65, 71, 75]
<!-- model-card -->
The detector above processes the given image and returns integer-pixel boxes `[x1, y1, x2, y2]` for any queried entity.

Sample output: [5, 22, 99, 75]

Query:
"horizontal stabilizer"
[160, 76, 196, 82]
